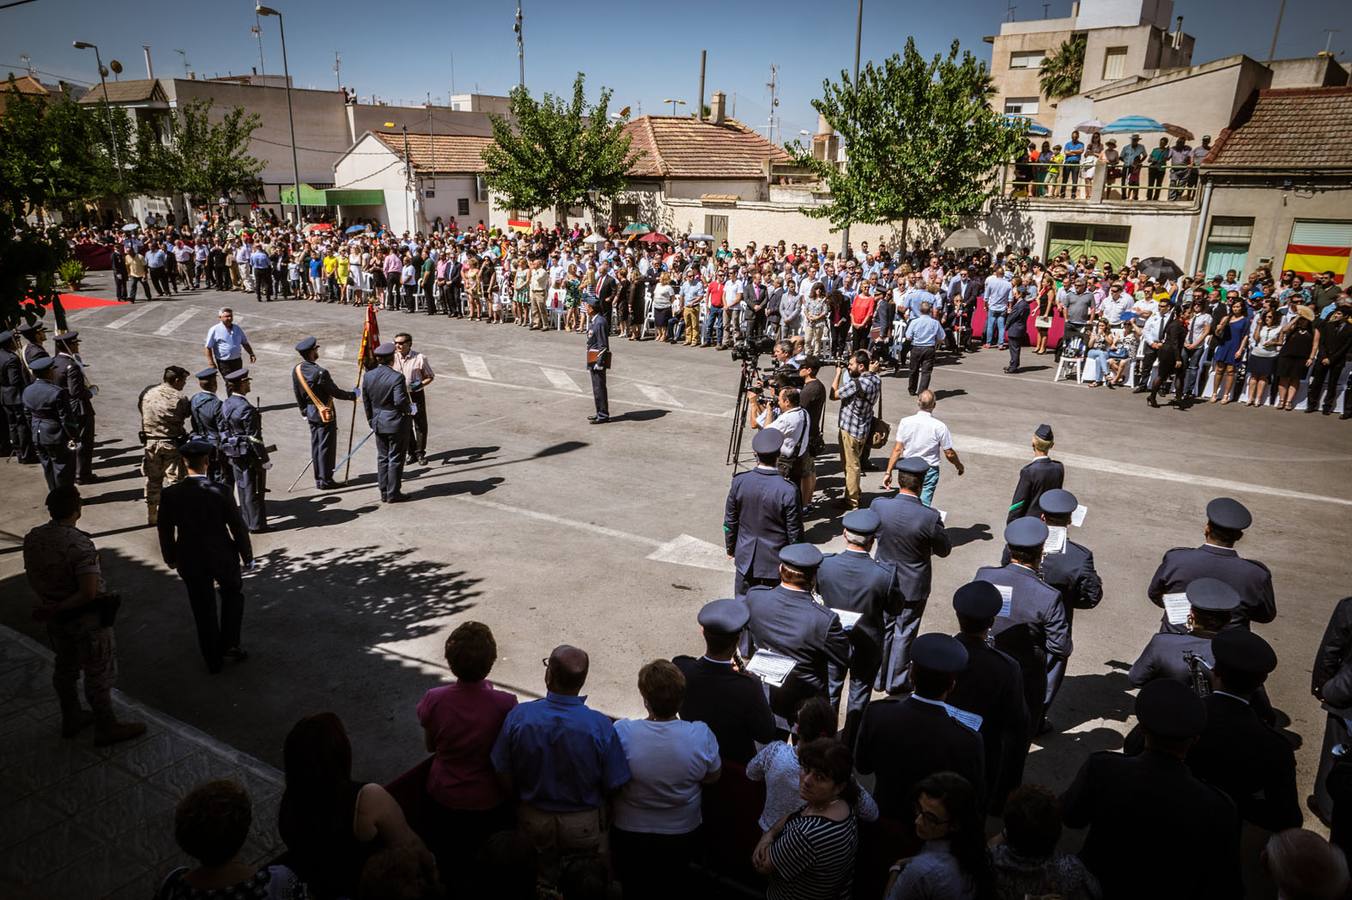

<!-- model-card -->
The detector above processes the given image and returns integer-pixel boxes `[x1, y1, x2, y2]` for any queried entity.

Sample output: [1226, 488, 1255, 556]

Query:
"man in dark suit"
[593, 262, 617, 321]
[51, 332, 97, 483]
[219, 369, 268, 532]
[977, 517, 1070, 733]
[870, 456, 951, 692]
[724, 428, 803, 599]
[856, 633, 986, 819]
[22, 356, 78, 490]
[1006, 424, 1064, 522]
[1004, 287, 1032, 374]
[743, 544, 850, 726]
[362, 341, 412, 502]
[947, 268, 981, 354]
[1129, 577, 1240, 690]
[158, 437, 253, 674]
[817, 508, 903, 750]
[672, 598, 776, 764]
[1147, 497, 1274, 634]
[1186, 629, 1301, 833]
[948, 581, 1030, 814]
[746, 272, 770, 340]
[443, 255, 463, 317]
[1062, 679, 1241, 899]
[585, 296, 611, 424]
[0, 329, 37, 463]
[1313, 596, 1352, 825]
[1135, 295, 1186, 406]
[292, 336, 357, 490]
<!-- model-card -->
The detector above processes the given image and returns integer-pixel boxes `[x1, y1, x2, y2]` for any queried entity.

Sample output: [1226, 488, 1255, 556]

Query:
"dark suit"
[856, 695, 986, 819]
[743, 585, 850, 724]
[293, 360, 356, 488]
[22, 379, 77, 490]
[1061, 749, 1241, 899]
[977, 563, 1069, 729]
[443, 260, 463, 316]
[219, 394, 267, 531]
[1128, 631, 1215, 689]
[723, 467, 802, 597]
[362, 364, 412, 501]
[870, 492, 951, 692]
[816, 549, 902, 749]
[1147, 544, 1275, 634]
[594, 274, 617, 320]
[672, 655, 776, 764]
[947, 279, 980, 353]
[1, 345, 34, 461]
[157, 475, 253, 671]
[1187, 692, 1301, 832]
[23, 340, 49, 369]
[1006, 456, 1064, 522]
[1140, 312, 1186, 396]
[949, 633, 1030, 813]
[190, 391, 231, 487]
[1005, 296, 1031, 371]
[586, 312, 610, 420]
[51, 352, 95, 479]
[1314, 597, 1352, 819]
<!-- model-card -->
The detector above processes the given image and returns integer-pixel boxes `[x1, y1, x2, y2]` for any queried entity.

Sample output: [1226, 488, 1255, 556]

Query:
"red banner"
[358, 304, 380, 373]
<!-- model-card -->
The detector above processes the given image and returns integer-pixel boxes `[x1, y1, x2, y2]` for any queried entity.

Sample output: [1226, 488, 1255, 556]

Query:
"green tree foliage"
[789, 38, 1025, 239]
[482, 73, 641, 223]
[1039, 34, 1086, 100]
[148, 99, 265, 205]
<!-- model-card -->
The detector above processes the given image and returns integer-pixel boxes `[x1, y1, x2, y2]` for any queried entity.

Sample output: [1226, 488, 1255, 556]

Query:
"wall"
[333, 134, 410, 233]
[1080, 25, 1191, 93]
[663, 178, 767, 201]
[1075, 0, 1173, 30]
[1267, 57, 1350, 89]
[346, 105, 494, 145]
[989, 27, 1078, 129]
[661, 197, 899, 249]
[990, 199, 1199, 261]
[1205, 179, 1352, 283]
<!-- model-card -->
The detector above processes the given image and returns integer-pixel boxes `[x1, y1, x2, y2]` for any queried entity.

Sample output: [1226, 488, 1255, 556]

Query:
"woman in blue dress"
[1209, 297, 1250, 404]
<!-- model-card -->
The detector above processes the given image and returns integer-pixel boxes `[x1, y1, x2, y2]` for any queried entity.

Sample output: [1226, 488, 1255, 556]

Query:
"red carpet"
[57, 293, 125, 310]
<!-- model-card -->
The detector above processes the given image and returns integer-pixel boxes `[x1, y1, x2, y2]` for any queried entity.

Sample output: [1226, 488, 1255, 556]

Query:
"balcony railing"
[999, 159, 1199, 205]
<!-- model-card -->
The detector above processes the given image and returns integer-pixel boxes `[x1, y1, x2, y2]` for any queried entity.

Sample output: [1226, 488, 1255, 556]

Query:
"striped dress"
[767, 806, 859, 900]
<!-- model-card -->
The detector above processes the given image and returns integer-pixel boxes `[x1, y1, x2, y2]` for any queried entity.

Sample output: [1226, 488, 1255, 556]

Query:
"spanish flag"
[508, 219, 531, 234]
[357, 304, 380, 373]
[1283, 243, 1350, 282]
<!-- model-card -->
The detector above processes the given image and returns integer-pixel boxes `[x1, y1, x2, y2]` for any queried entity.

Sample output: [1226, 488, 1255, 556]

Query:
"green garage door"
[1046, 223, 1131, 271]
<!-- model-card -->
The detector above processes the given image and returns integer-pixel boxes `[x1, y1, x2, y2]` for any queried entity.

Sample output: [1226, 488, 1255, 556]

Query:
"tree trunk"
[555, 202, 569, 230]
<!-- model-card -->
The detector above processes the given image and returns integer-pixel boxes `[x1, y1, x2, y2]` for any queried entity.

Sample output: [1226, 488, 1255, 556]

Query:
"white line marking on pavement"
[634, 383, 684, 407]
[436, 373, 728, 418]
[461, 353, 492, 380]
[321, 345, 347, 360]
[958, 435, 1352, 507]
[645, 533, 731, 571]
[154, 309, 198, 336]
[105, 304, 159, 330]
[452, 495, 661, 546]
[540, 367, 582, 392]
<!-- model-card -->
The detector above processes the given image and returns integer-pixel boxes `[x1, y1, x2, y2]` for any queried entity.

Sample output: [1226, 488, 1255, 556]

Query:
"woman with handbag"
[1034, 274, 1056, 354]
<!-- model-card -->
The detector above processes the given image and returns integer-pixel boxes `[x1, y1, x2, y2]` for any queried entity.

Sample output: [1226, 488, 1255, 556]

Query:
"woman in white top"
[651, 273, 676, 343]
[1245, 309, 1283, 407]
[612, 660, 721, 900]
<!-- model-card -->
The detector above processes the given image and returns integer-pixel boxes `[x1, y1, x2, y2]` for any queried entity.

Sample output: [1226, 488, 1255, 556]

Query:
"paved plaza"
[2, 272, 1350, 895]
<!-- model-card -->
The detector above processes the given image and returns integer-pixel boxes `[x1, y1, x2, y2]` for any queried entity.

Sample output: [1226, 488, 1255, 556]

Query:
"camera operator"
[767, 340, 805, 388]
[748, 382, 813, 506]
[831, 350, 883, 510]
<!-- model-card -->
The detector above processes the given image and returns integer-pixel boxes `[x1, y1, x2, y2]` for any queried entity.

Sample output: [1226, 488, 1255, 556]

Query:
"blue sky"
[4, 0, 1348, 141]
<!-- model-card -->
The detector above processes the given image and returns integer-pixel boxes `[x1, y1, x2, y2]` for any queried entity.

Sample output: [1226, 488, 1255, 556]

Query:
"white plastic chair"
[1053, 337, 1086, 383]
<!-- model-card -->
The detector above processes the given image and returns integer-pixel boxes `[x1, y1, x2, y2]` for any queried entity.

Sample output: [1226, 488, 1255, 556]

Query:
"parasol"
[687, 233, 716, 242]
[639, 232, 672, 244]
[1099, 115, 1165, 135]
[1003, 114, 1051, 137]
[1161, 122, 1194, 141]
[304, 223, 334, 233]
[345, 225, 367, 235]
[121, 223, 140, 232]
[622, 222, 652, 235]
[1137, 256, 1184, 282]
[583, 233, 606, 244]
[941, 227, 994, 251]
[1074, 119, 1105, 134]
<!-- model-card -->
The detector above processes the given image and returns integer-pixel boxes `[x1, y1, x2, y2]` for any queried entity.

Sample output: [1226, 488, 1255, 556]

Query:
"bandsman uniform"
[19, 322, 49, 370]
[139, 367, 193, 525]
[0, 329, 36, 462]
[291, 337, 356, 489]
[362, 342, 413, 502]
[724, 429, 803, 598]
[51, 332, 97, 483]
[1129, 577, 1240, 690]
[190, 368, 231, 487]
[1006, 423, 1064, 522]
[22, 356, 78, 490]
[219, 369, 269, 532]
[1313, 596, 1352, 825]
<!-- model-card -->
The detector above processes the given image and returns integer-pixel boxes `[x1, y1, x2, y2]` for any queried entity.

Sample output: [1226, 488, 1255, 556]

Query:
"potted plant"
[59, 259, 87, 291]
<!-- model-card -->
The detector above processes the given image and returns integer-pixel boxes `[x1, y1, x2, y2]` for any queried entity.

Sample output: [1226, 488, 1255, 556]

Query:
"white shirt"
[612, 719, 720, 834]
[767, 406, 809, 458]
[895, 410, 953, 467]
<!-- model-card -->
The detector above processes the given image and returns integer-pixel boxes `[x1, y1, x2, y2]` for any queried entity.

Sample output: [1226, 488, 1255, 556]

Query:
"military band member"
[724, 428, 803, 599]
[22, 356, 78, 490]
[139, 366, 193, 525]
[1129, 577, 1240, 690]
[0, 329, 36, 463]
[292, 336, 357, 490]
[19, 322, 49, 369]
[1006, 423, 1063, 522]
[51, 332, 97, 483]
[362, 341, 413, 503]
[219, 369, 269, 533]
[191, 368, 231, 487]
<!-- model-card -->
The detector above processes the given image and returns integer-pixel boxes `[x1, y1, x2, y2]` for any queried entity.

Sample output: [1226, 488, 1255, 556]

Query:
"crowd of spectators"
[1010, 130, 1213, 202]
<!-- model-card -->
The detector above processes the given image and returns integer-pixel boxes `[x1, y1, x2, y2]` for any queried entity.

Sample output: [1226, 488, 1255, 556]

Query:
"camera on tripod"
[730, 335, 776, 363]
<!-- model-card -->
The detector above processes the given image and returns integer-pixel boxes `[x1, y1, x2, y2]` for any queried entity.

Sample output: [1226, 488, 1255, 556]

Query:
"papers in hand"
[945, 704, 984, 732]
[746, 649, 796, 687]
[1071, 504, 1088, 527]
[1044, 525, 1068, 555]
[1163, 592, 1190, 625]
[937, 509, 948, 524]
[831, 608, 863, 631]
[996, 584, 1014, 619]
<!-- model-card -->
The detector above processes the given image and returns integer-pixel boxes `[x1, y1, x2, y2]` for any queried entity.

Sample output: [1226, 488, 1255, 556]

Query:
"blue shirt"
[904, 314, 946, 347]
[145, 249, 167, 269]
[250, 250, 271, 270]
[204, 322, 249, 362]
[903, 289, 936, 320]
[1064, 140, 1085, 163]
[983, 276, 1013, 312]
[490, 691, 631, 812]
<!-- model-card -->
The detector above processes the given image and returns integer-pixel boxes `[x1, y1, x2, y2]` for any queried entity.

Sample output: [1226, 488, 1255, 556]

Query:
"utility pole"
[403, 124, 413, 234]
[1265, 0, 1286, 65]
[250, 8, 266, 76]
[514, 0, 525, 90]
[765, 63, 780, 143]
[174, 48, 190, 78]
[841, 0, 862, 257]
[333, 51, 341, 89]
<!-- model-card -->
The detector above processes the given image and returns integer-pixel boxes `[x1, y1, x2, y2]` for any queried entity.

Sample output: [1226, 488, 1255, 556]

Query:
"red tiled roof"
[1206, 87, 1352, 169]
[622, 115, 790, 179]
[76, 79, 165, 105]
[372, 131, 493, 173]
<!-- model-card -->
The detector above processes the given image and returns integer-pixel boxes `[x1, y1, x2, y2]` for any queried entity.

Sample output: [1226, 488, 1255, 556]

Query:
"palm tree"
[1039, 34, 1086, 100]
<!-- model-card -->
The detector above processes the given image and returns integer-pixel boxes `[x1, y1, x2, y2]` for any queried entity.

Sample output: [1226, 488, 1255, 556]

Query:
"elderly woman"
[753, 738, 861, 900]
[651, 272, 676, 343]
[612, 660, 721, 900]
[886, 772, 994, 900]
[990, 785, 1101, 900]
[1276, 308, 1320, 410]
[1106, 314, 1141, 387]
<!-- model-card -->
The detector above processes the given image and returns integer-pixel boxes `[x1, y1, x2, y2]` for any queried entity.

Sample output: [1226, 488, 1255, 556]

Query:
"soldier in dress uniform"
[817, 508, 903, 751]
[855, 633, 986, 819]
[139, 366, 192, 525]
[292, 336, 357, 490]
[1186, 629, 1301, 833]
[724, 428, 803, 599]
[1129, 577, 1240, 690]
[870, 456, 952, 693]
[19, 322, 49, 369]
[22, 356, 78, 490]
[672, 598, 776, 765]
[51, 332, 97, 483]
[0, 329, 37, 463]
[1148, 497, 1275, 634]
[190, 368, 231, 488]
[1063, 679, 1242, 899]
[585, 295, 610, 424]
[1312, 596, 1352, 826]
[362, 341, 413, 503]
[948, 581, 1031, 814]
[742, 543, 850, 727]
[1006, 423, 1064, 522]
[219, 369, 269, 533]
[977, 517, 1070, 734]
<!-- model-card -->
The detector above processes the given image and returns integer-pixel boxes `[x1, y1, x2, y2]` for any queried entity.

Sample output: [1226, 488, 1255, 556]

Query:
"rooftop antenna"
[333, 51, 341, 89]
[1006, 1, 1017, 22]
[1322, 29, 1341, 55]
[174, 48, 190, 78]
[765, 63, 780, 142]
[450, 49, 456, 95]
[19, 53, 31, 75]
[514, 0, 524, 89]
[250, 5, 266, 76]
[1042, 2, 1050, 18]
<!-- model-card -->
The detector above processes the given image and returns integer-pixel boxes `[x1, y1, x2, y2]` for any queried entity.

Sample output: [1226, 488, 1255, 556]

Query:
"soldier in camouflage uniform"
[22, 485, 145, 745]
[139, 366, 193, 525]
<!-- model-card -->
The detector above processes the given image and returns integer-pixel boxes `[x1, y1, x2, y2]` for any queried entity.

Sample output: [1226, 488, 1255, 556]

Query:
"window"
[457, 198, 470, 216]
[613, 202, 639, 224]
[1003, 97, 1040, 115]
[1102, 47, 1128, 81]
[705, 214, 729, 247]
[1009, 50, 1045, 69]
[475, 175, 489, 203]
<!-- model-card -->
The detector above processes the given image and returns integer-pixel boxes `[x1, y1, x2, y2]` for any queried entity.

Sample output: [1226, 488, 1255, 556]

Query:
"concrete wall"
[1204, 180, 1352, 284]
[333, 133, 491, 234]
[1267, 57, 1350, 89]
[664, 178, 767, 201]
[986, 198, 1199, 261]
[346, 105, 494, 145]
[1080, 26, 1191, 93]
[1075, 0, 1173, 30]
[661, 198, 899, 249]
[989, 27, 1077, 129]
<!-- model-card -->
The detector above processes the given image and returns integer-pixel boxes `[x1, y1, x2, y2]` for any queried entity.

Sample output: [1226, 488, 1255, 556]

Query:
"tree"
[149, 99, 264, 208]
[1039, 34, 1086, 100]
[788, 38, 1025, 240]
[481, 73, 641, 223]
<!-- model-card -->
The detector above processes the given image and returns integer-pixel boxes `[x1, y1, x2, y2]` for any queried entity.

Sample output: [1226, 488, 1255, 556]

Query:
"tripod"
[726, 359, 761, 471]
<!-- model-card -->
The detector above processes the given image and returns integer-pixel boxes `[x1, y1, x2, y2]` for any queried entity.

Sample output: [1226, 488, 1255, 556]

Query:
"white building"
[332, 131, 492, 235]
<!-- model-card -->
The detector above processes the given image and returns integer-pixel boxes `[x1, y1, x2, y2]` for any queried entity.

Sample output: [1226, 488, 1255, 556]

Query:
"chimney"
[816, 112, 831, 135]
[710, 90, 726, 125]
[1070, 1, 1080, 17]
[143, 45, 154, 80]
[1172, 16, 1184, 50]
[697, 50, 706, 121]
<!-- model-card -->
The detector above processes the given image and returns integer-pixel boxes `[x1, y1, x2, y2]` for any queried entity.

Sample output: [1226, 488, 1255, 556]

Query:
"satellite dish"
[109, 59, 123, 74]
[99, 65, 109, 78]
[618, 106, 631, 118]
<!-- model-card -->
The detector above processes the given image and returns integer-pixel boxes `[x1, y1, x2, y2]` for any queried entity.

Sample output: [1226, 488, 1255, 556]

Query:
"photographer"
[748, 383, 812, 505]
[831, 350, 883, 510]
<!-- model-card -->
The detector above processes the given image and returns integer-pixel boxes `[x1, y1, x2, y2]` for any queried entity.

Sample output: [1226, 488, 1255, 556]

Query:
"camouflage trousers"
[48, 614, 117, 721]
[143, 441, 186, 510]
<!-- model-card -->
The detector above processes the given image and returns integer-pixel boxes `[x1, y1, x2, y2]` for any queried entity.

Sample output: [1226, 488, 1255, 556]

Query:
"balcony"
[999, 158, 1199, 207]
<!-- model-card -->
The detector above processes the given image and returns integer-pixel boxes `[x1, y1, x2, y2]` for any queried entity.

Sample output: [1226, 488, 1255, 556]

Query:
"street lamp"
[73, 40, 119, 169]
[255, 5, 303, 228]
[662, 98, 686, 116]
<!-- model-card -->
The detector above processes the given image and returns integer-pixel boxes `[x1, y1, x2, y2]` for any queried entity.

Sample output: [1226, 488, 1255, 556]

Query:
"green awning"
[280, 183, 329, 206]
[325, 189, 385, 206]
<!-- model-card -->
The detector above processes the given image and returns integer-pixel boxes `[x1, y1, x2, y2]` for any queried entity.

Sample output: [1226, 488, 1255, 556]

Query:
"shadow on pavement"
[948, 522, 994, 548]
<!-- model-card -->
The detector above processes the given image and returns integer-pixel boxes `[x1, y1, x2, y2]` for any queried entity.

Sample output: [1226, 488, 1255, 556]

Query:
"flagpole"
[344, 302, 376, 484]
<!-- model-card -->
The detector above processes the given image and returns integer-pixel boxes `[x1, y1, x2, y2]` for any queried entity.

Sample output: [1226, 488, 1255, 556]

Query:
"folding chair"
[1053, 336, 1086, 383]
[1125, 339, 1149, 389]
[414, 286, 429, 312]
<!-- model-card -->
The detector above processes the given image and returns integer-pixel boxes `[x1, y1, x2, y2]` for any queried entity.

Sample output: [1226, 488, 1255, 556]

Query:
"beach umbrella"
[1003, 114, 1051, 136]
[687, 232, 716, 242]
[227, 219, 244, 228]
[941, 227, 994, 251]
[121, 223, 140, 232]
[1161, 122, 1194, 141]
[1074, 119, 1105, 133]
[622, 222, 652, 235]
[1137, 256, 1184, 282]
[639, 232, 671, 244]
[583, 233, 606, 244]
[1100, 115, 1166, 135]
[304, 223, 334, 234]
[345, 225, 366, 235]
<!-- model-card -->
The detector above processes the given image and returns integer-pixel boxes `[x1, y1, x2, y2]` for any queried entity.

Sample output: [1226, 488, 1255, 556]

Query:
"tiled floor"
[0, 626, 286, 899]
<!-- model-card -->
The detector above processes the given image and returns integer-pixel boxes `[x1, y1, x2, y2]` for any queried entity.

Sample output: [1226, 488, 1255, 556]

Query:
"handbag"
[869, 388, 891, 449]
[295, 364, 334, 423]
[1035, 315, 1053, 330]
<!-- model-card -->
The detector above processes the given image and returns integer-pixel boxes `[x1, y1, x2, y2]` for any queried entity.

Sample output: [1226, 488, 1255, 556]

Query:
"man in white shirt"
[720, 275, 745, 349]
[881, 390, 965, 507]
